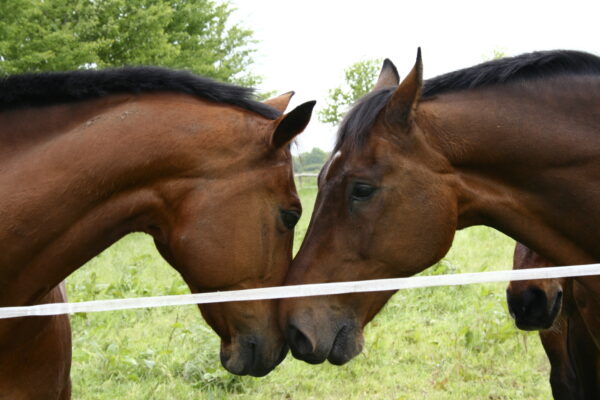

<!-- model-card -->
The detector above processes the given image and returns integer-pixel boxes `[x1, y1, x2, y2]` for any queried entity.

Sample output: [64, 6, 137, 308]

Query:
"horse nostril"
[525, 288, 546, 309]
[556, 289, 563, 302]
[287, 324, 314, 357]
[507, 288, 548, 316]
[550, 289, 563, 314]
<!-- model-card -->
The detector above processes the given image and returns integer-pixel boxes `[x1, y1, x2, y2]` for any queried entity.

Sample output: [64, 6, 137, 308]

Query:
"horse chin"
[326, 325, 364, 366]
[514, 319, 548, 332]
[220, 336, 288, 377]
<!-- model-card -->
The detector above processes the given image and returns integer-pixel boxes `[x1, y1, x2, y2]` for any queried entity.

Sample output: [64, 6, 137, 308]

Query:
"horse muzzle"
[220, 335, 288, 377]
[506, 287, 563, 331]
[285, 316, 364, 366]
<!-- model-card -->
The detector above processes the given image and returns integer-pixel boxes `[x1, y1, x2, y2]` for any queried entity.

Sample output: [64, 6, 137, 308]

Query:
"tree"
[0, 0, 261, 86]
[318, 58, 382, 126]
[482, 49, 506, 62]
[293, 147, 329, 173]
[0, 0, 99, 74]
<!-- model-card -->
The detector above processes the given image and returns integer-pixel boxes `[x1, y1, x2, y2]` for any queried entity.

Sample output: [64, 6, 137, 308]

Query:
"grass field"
[66, 179, 552, 399]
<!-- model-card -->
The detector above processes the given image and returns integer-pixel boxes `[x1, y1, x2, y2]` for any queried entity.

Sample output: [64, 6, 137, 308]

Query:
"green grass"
[66, 179, 552, 399]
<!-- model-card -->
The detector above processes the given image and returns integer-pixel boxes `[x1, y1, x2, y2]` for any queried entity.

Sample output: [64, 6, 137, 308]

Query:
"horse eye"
[280, 210, 300, 230]
[351, 183, 376, 201]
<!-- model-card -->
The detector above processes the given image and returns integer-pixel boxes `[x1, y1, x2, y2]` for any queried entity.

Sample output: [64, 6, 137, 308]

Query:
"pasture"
[66, 178, 551, 399]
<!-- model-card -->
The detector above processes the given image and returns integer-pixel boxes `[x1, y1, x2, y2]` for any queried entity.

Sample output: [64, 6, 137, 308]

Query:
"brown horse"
[279, 49, 600, 367]
[508, 243, 567, 331]
[0, 284, 72, 399]
[509, 243, 600, 399]
[0, 67, 315, 399]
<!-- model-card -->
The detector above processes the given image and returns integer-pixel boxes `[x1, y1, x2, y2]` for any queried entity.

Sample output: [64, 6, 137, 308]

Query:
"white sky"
[230, 0, 599, 153]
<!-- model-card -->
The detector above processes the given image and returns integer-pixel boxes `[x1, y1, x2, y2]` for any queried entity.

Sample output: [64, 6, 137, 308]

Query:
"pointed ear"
[386, 48, 423, 128]
[263, 91, 295, 113]
[372, 59, 400, 91]
[271, 101, 316, 149]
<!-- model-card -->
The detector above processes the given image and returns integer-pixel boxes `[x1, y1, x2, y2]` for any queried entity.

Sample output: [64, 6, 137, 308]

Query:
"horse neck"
[0, 94, 255, 306]
[418, 79, 600, 264]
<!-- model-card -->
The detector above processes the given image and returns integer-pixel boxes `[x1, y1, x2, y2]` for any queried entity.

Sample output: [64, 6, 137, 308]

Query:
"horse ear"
[386, 48, 423, 128]
[372, 59, 400, 91]
[271, 101, 316, 149]
[263, 91, 295, 113]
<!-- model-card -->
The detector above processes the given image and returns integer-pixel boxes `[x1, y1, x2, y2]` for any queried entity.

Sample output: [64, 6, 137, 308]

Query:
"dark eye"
[280, 210, 300, 230]
[351, 183, 376, 201]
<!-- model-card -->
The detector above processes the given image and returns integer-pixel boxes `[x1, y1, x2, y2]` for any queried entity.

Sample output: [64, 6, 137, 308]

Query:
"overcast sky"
[230, 0, 599, 153]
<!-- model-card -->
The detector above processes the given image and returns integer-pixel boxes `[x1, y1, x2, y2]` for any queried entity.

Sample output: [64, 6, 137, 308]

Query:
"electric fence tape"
[1, 263, 600, 319]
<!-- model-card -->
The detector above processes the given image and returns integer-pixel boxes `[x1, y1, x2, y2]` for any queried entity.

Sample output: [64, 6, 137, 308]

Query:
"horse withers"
[508, 244, 600, 399]
[0, 67, 315, 398]
[279, 49, 600, 366]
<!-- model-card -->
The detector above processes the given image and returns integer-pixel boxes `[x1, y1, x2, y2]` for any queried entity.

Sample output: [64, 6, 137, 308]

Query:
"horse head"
[149, 93, 315, 376]
[280, 51, 459, 365]
[507, 243, 566, 330]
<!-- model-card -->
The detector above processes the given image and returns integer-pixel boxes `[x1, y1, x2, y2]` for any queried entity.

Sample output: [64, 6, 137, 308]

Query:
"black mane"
[0, 67, 281, 119]
[336, 50, 600, 150]
[422, 50, 600, 97]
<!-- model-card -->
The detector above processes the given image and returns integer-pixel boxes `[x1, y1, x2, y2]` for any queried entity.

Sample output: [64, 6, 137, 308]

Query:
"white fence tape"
[294, 173, 319, 177]
[1, 264, 600, 319]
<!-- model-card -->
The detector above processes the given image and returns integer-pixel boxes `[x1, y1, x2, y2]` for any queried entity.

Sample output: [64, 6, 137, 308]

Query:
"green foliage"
[293, 147, 329, 173]
[484, 49, 507, 61]
[318, 59, 382, 126]
[0, 0, 260, 86]
[0, 0, 99, 74]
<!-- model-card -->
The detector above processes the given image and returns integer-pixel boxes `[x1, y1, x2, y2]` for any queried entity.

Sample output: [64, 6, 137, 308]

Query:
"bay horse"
[0, 67, 315, 399]
[509, 243, 600, 399]
[508, 243, 567, 331]
[279, 49, 600, 367]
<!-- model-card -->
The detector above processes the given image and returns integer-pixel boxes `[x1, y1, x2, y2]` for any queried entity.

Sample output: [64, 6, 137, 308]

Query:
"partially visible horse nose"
[508, 287, 548, 318]
[286, 323, 315, 359]
[220, 332, 289, 377]
[220, 336, 255, 376]
[524, 287, 550, 315]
